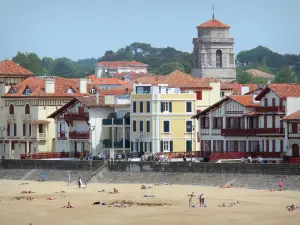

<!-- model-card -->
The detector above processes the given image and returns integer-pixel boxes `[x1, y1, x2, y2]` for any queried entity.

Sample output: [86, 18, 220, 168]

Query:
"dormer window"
[8, 88, 15, 94]
[90, 88, 96, 94]
[23, 88, 31, 95]
[67, 88, 74, 94]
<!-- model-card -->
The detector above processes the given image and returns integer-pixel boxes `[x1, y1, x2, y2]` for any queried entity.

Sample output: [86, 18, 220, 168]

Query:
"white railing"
[38, 133, 47, 140]
[22, 114, 32, 121]
[5, 114, 15, 121]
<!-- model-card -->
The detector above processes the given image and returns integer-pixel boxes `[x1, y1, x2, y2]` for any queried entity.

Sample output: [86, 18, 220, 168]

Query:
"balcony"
[255, 128, 284, 135]
[102, 139, 130, 148]
[5, 114, 16, 122]
[255, 106, 285, 113]
[31, 133, 47, 141]
[22, 114, 32, 121]
[69, 131, 90, 139]
[102, 118, 129, 126]
[288, 133, 300, 139]
[221, 129, 256, 136]
[221, 128, 284, 136]
[64, 112, 88, 120]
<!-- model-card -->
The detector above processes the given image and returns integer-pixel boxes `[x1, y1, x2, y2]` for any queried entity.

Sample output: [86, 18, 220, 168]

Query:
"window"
[90, 88, 96, 94]
[146, 101, 150, 113]
[133, 102, 136, 113]
[186, 102, 192, 113]
[163, 121, 170, 133]
[215, 140, 222, 152]
[7, 123, 17, 137]
[161, 102, 172, 112]
[133, 120, 136, 132]
[186, 140, 192, 152]
[213, 117, 222, 129]
[264, 98, 268, 106]
[216, 49, 222, 68]
[23, 88, 31, 95]
[163, 141, 169, 152]
[25, 104, 30, 114]
[140, 121, 143, 132]
[9, 104, 14, 114]
[201, 117, 209, 128]
[136, 86, 150, 94]
[67, 88, 74, 94]
[146, 120, 150, 132]
[272, 98, 276, 107]
[186, 120, 193, 133]
[140, 102, 143, 113]
[220, 92, 225, 98]
[196, 91, 202, 100]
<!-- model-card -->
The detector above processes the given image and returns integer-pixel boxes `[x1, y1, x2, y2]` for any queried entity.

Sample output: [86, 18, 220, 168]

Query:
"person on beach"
[278, 181, 283, 191]
[286, 204, 299, 211]
[78, 177, 82, 188]
[141, 185, 152, 190]
[218, 201, 239, 207]
[21, 190, 35, 194]
[62, 202, 73, 208]
[220, 183, 233, 188]
[189, 195, 193, 207]
[199, 194, 205, 207]
[47, 196, 57, 200]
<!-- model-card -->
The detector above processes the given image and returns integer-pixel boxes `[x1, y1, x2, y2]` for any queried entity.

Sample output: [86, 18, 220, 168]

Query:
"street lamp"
[0, 126, 6, 159]
[187, 124, 195, 162]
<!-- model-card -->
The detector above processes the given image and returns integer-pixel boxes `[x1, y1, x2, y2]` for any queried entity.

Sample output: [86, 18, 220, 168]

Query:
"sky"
[0, 0, 299, 60]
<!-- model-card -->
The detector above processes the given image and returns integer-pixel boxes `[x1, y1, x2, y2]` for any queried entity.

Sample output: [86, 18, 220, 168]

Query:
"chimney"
[79, 78, 87, 93]
[96, 93, 99, 104]
[45, 76, 55, 94]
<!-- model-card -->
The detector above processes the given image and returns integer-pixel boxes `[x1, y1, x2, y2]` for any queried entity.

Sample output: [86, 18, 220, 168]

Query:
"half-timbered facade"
[196, 95, 262, 156]
[48, 95, 130, 156]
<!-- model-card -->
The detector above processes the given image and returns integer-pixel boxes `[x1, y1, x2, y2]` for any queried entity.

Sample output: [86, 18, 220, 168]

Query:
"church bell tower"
[191, 8, 236, 81]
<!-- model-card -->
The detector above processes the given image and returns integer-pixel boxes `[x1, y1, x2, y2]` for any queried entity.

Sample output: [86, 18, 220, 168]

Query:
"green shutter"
[169, 102, 172, 112]
[160, 141, 163, 152]
[161, 102, 164, 112]
[170, 141, 173, 152]
[131, 142, 133, 152]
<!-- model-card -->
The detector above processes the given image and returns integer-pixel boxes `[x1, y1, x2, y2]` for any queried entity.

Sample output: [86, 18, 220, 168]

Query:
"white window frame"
[162, 120, 171, 133]
[163, 140, 170, 152]
[185, 120, 193, 133]
[185, 101, 193, 113]
[162, 102, 169, 112]
[216, 140, 222, 152]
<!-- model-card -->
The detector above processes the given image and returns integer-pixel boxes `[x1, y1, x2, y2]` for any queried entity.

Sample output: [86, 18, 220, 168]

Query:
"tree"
[273, 67, 294, 83]
[52, 58, 74, 77]
[158, 62, 185, 75]
[12, 52, 45, 75]
[236, 70, 253, 84]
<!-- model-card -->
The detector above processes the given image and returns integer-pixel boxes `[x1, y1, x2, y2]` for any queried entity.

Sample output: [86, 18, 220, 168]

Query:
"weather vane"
[212, 5, 216, 19]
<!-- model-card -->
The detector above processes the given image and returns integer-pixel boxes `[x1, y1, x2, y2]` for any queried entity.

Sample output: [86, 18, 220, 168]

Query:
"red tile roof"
[220, 83, 258, 93]
[192, 95, 259, 118]
[230, 95, 260, 107]
[99, 88, 132, 96]
[4, 76, 100, 98]
[197, 19, 230, 28]
[119, 70, 214, 90]
[96, 61, 148, 68]
[0, 59, 33, 76]
[91, 78, 127, 85]
[112, 72, 150, 80]
[282, 110, 300, 121]
[255, 84, 300, 100]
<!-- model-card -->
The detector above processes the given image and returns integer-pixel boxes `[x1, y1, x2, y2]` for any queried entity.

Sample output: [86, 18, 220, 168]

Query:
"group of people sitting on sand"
[108, 188, 119, 194]
[141, 185, 152, 190]
[286, 204, 300, 211]
[218, 201, 239, 207]
[92, 201, 131, 208]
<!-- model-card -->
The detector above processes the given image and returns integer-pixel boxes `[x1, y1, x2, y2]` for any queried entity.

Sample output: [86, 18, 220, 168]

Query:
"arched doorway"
[292, 144, 299, 157]
[216, 49, 222, 68]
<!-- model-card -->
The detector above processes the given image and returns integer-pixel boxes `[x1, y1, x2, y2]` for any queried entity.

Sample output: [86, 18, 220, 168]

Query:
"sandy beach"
[0, 180, 300, 225]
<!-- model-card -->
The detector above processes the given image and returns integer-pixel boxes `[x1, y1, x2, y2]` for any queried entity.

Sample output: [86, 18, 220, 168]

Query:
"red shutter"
[279, 99, 283, 107]
[207, 117, 210, 128]
[262, 140, 264, 152]
[272, 116, 275, 128]
[14, 124, 17, 136]
[264, 98, 268, 106]
[280, 140, 284, 152]
[196, 91, 202, 100]
[292, 123, 298, 133]
[280, 116, 283, 129]
[23, 123, 26, 136]
[266, 140, 269, 152]
[244, 141, 247, 152]
[264, 116, 268, 128]
[234, 141, 238, 152]
[29, 125, 31, 136]
[7, 124, 10, 136]
[213, 140, 216, 152]
[221, 140, 224, 152]
[220, 117, 223, 129]
[226, 141, 229, 152]
[272, 140, 276, 152]
[226, 117, 230, 128]
[249, 141, 252, 152]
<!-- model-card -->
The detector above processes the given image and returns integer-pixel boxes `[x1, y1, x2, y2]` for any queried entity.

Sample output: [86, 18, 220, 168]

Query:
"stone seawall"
[2, 159, 105, 171]
[108, 161, 300, 175]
